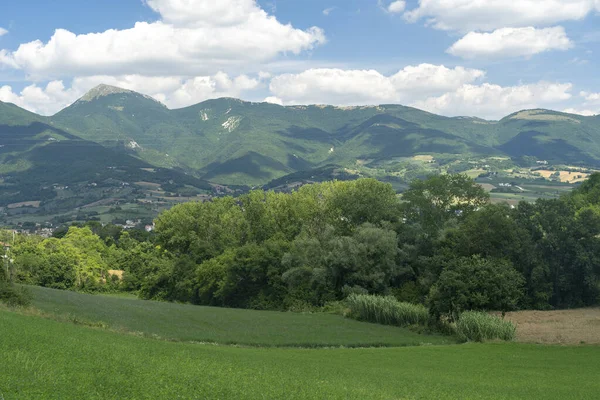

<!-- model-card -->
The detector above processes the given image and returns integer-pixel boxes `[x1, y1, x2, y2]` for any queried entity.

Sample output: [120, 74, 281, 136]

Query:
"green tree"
[428, 256, 524, 320]
[402, 174, 489, 233]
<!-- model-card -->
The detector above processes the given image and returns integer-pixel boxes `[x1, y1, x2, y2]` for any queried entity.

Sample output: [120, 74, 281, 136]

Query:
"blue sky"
[1, 0, 600, 118]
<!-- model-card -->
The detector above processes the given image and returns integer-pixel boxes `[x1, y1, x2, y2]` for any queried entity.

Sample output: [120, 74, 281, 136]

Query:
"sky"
[1, 0, 600, 119]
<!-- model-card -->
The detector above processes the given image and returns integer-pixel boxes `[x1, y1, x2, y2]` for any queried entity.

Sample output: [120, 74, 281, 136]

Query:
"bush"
[455, 311, 516, 342]
[0, 283, 32, 307]
[346, 294, 429, 327]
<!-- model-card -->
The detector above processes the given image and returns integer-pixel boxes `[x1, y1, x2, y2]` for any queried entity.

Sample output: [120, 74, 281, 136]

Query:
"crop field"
[2, 309, 600, 400]
[28, 286, 452, 347]
[533, 170, 590, 183]
[503, 308, 600, 345]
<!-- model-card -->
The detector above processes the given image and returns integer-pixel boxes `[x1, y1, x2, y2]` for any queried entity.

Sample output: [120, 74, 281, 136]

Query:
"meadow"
[2, 309, 600, 400]
[28, 286, 453, 347]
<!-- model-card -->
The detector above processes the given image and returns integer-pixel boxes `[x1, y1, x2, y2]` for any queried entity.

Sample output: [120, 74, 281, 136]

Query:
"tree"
[428, 256, 524, 320]
[402, 174, 489, 233]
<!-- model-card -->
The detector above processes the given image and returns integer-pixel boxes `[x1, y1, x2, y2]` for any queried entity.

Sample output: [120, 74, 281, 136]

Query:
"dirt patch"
[502, 308, 600, 345]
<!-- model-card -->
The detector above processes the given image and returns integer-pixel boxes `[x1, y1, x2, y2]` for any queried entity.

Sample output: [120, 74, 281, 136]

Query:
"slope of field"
[29, 286, 452, 347]
[1, 310, 599, 400]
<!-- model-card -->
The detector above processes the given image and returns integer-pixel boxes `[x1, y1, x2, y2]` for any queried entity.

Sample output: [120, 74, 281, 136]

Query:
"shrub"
[0, 283, 32, 307]
[346, 293, 429, 327]
[455, 311, 516, 342]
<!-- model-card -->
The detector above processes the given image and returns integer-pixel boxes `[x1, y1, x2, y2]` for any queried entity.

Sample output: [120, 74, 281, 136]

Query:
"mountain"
[3, 84, 600, 226]
[49, 87, 600, 186]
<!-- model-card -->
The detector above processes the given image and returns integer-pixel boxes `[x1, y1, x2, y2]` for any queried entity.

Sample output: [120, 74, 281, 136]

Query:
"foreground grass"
[28, 286, 452, 347]
[1, 311, 599, 400]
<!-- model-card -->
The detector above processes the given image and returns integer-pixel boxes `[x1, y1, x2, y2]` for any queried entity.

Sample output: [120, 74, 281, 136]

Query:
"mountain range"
[1, 84, 599, 220]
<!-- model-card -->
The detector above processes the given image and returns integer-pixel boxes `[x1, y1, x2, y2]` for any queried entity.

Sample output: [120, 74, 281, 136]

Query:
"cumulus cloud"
[0, 0, 325, 79]
[563, 108, 597, 116]
[264, 96, 284, 105]
[0, 28, 8, 37]
[565, 91, 600, 115]
[581, 91, 600, 102]
[404, 0, 600, 32]
[387, 1, 406, 13]
[412, 82, 573, 119]
[448, 27, 573, 59]
[0, 72, 263, 115]
[269, 64, 485, 105]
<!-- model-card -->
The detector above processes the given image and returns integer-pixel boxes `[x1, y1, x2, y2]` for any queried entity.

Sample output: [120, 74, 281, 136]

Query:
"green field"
[1, 310, 599, 399]
[28, 286, 452, 347]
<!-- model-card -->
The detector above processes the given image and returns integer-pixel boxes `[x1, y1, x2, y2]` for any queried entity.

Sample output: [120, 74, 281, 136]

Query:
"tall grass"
[346, 294, 429, 327]
[456, 311, 516, 342]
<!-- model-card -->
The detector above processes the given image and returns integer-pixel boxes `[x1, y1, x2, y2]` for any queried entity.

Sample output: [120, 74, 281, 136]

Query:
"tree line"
[5, 174, 600, 318]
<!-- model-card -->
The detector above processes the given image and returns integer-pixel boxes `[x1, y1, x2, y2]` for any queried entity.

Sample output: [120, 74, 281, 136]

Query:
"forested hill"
[2, 84, 600, 188]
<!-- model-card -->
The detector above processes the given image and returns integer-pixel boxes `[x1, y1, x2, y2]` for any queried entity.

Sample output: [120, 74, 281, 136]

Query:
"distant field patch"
[412, 155, 434, 162]
[479, 183, 496, 192]
[502, 308, 600, 345]
[135, 181, 161, 188]
[7, 201, 41, 209]
[534, 170, 590, 183]
[463, 169, 486, 178]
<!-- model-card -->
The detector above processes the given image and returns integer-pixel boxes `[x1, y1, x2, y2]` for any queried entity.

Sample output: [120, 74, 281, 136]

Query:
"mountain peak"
[79, 84, 165, 107]
[80, 84, 136, 102]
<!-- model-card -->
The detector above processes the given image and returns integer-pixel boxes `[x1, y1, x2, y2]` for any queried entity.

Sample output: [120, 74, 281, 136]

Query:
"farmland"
[1, 303, 600, 399]
[502, 308, 600, 345]
[27, 286, 452, 347]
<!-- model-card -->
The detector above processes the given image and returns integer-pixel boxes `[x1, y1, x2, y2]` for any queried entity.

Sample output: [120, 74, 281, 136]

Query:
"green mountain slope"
[5, 84, 600, 189]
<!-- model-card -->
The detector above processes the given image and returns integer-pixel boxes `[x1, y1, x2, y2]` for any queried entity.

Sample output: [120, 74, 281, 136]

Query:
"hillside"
[3, 85, 600, 226]
[28, 285, 452, 347]
[49, 86, 600, 186]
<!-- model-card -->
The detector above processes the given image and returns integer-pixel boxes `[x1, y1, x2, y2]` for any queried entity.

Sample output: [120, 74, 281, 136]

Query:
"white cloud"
[388, 1, 406, 13]
[0, 81, 81, 116]
[448, 27, 573, 59]
[264, 96, 284, 105]
[323, 7, 336, 16]
[412, 82, 573, 119]
[269, 64, 485, 105]
[145, 0, 257, 27]
[378, 0, 406, 14]
[566, 91, 600, 115]
[0, 72, 263, 115]
[0, 28, 8, 37]
[0, 0, 325, 79]
[581, 91, 600, 102]
[404, 0, 599, 32]
[563, 108, 597, 116]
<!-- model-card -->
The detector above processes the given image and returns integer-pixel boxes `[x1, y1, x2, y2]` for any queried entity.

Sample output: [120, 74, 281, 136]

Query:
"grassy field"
[2, 310, 600, 400]
[28, 286, 453, 347]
